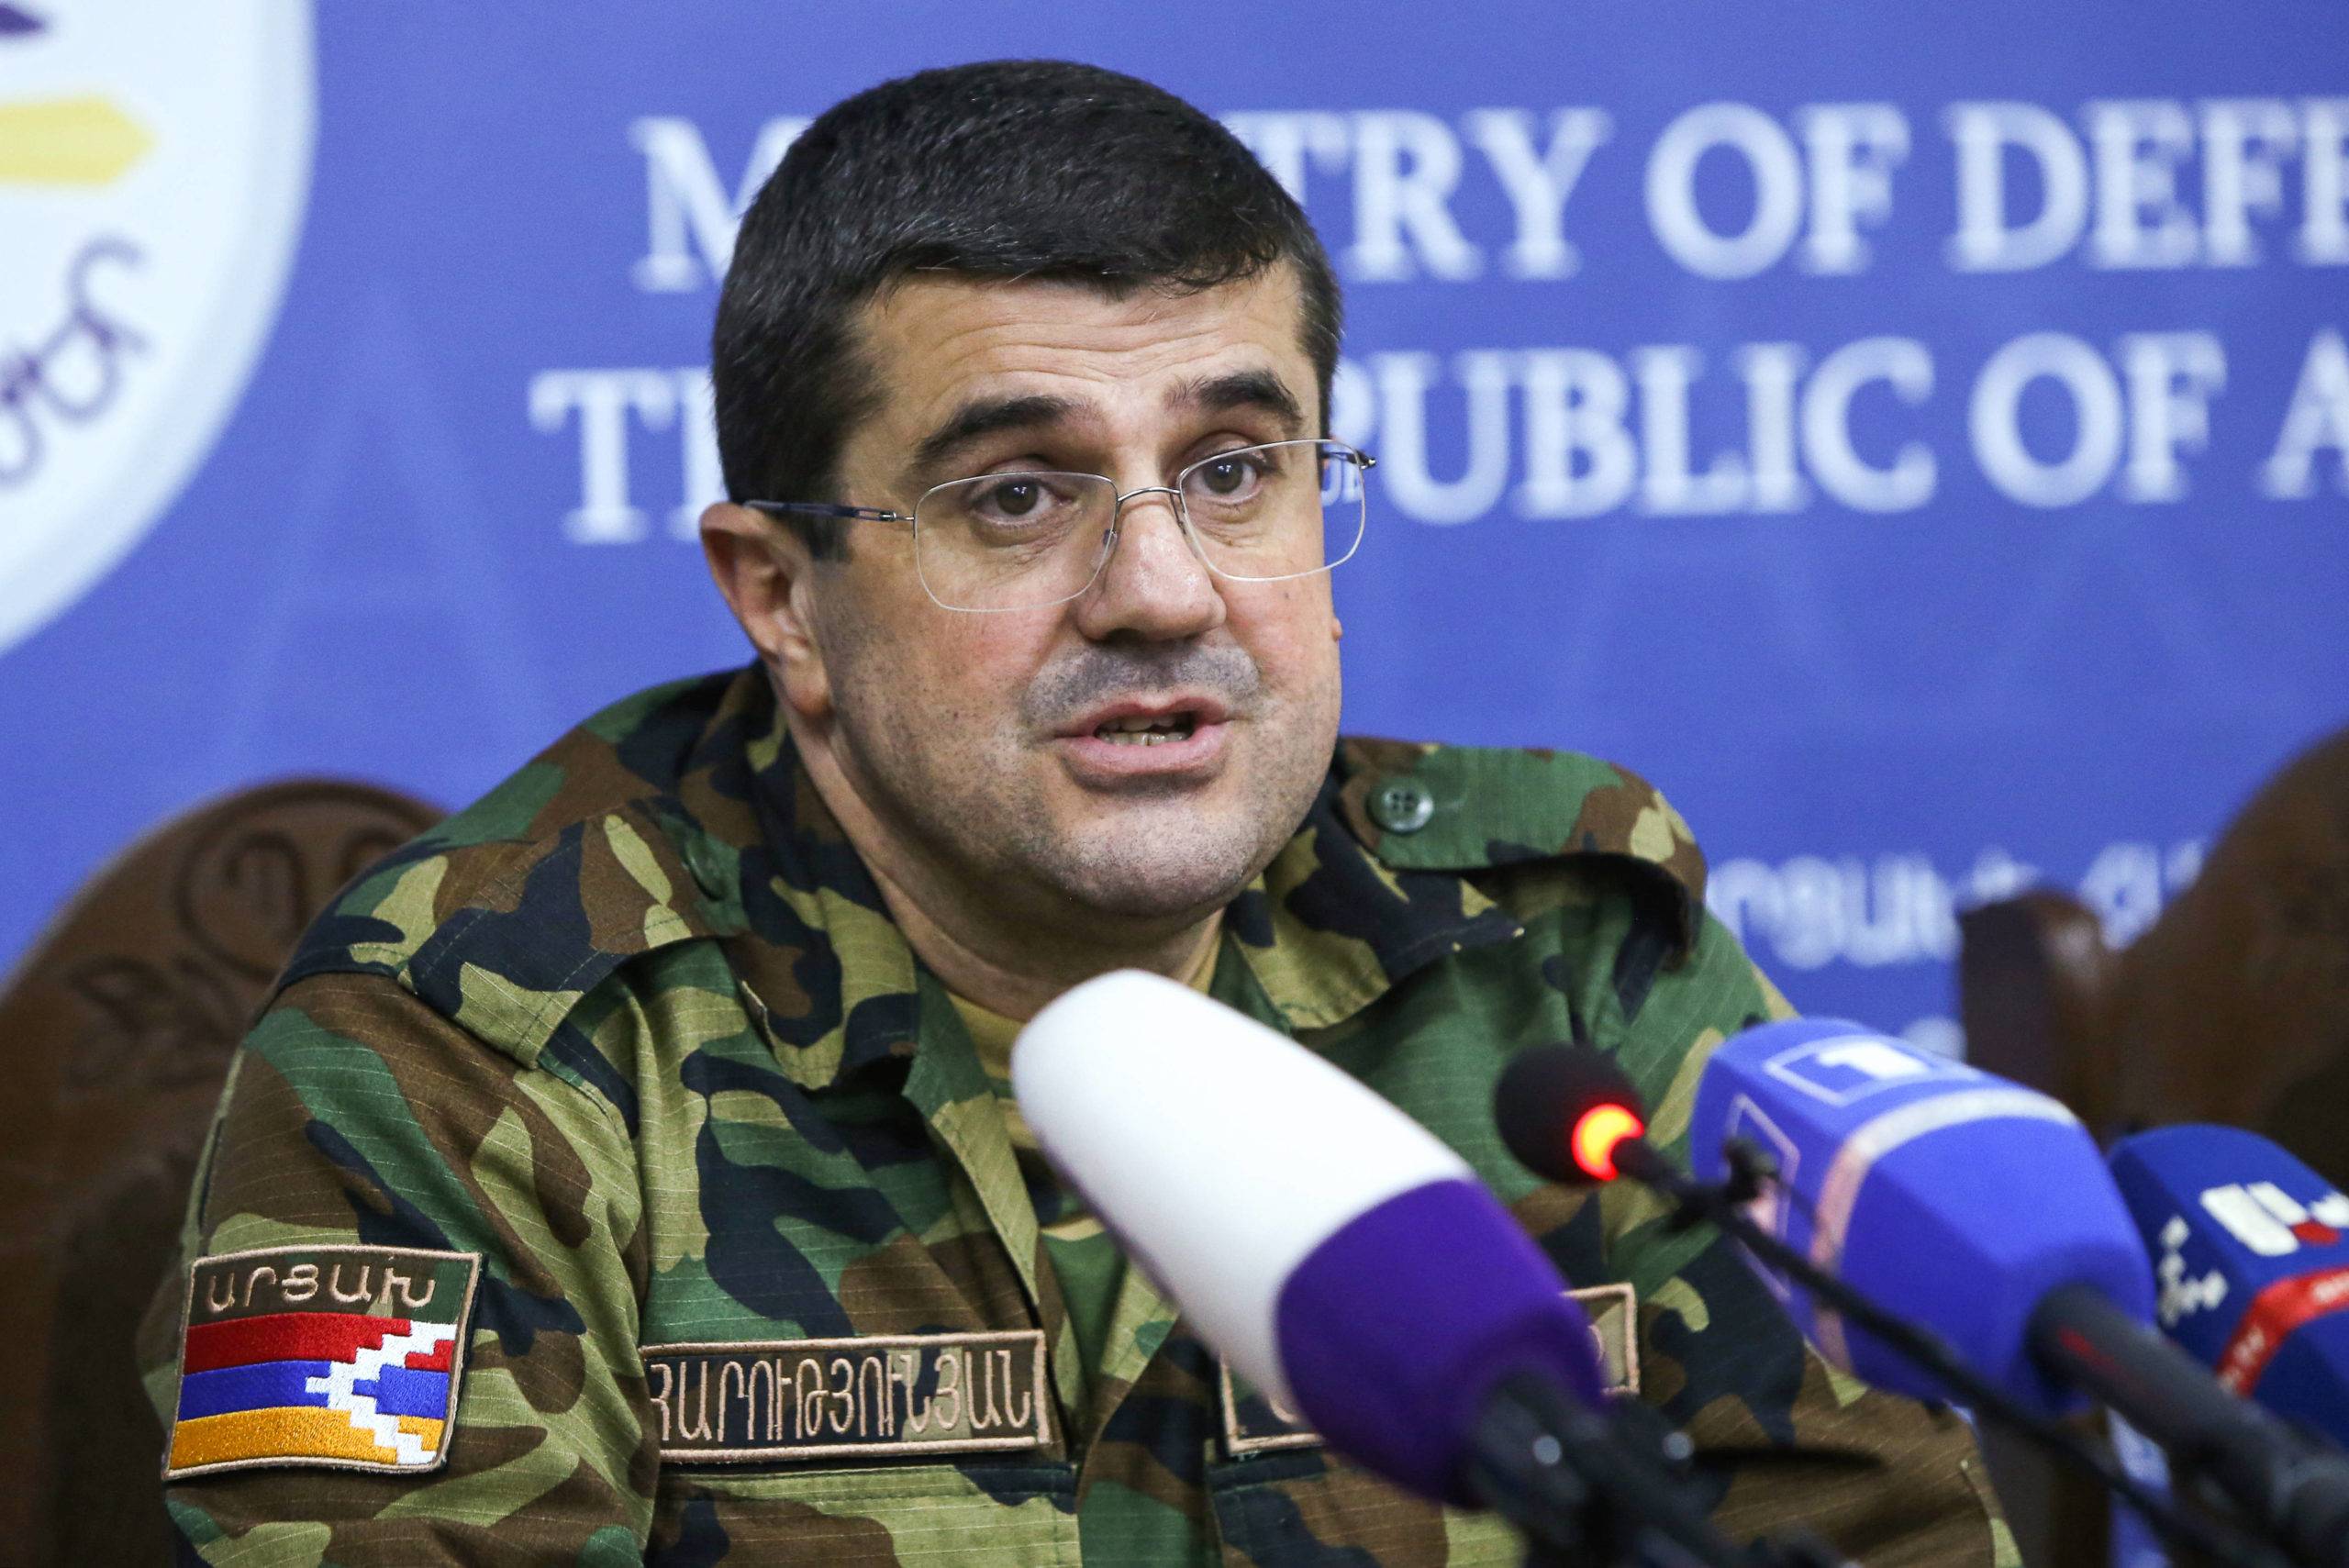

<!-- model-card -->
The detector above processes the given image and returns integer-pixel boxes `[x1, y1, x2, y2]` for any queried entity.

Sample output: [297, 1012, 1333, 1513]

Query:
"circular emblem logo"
[0, 1, 315, 655]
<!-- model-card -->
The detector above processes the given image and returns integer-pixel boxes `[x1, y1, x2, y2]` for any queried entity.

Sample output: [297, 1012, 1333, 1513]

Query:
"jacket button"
[683, 834, 731, 895]
[1369, 779, 1435, 834]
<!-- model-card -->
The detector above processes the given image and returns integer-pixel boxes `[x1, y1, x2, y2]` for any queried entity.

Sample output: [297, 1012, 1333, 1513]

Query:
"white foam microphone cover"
[1012, 969, 1471, 1402]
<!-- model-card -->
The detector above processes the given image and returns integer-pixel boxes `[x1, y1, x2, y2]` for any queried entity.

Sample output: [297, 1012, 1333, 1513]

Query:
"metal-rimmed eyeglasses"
[746, 439, 1375, 614]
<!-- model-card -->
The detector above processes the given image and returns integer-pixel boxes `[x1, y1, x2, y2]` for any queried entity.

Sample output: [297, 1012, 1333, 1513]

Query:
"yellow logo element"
[0, 4, 315, 658]
[0, 95, 150, 184]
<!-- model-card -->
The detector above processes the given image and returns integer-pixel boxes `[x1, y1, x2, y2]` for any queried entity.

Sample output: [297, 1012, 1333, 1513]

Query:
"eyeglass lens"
[912, 439, 1367, 612]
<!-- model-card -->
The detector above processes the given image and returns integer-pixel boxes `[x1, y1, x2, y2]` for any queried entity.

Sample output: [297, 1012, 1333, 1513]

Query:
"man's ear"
[700, 503, 831, 721]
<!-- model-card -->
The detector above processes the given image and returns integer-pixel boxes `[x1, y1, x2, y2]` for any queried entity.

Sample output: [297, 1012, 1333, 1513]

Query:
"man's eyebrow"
[907, 393, 1077, 481]
[1171, 369, 1306, 436]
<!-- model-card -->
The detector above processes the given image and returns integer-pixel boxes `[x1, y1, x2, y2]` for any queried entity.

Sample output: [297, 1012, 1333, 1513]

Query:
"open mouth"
[1093, 712, 1200, 747]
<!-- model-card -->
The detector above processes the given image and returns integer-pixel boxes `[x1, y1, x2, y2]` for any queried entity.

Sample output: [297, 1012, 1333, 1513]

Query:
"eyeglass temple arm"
[743, 500, 910, 524]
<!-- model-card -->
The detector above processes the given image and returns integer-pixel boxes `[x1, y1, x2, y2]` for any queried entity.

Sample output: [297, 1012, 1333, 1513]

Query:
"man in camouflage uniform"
[142, 61, 2018, 1565]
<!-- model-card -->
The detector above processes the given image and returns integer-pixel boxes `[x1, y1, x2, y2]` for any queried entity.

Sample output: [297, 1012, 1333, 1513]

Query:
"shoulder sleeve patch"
[1336, 737, 1709, 950]
[163, 1244, 483, 1481]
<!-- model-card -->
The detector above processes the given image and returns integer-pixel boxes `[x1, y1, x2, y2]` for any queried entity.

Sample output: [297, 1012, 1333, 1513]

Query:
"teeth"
[1094, 713, 1197, 743]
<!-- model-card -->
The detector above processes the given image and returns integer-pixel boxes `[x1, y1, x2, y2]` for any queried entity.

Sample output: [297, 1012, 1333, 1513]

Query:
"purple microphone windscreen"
[1275, 1178, 1607, 1505]
[2110, 1125, 2349, 1448]
[1689, 1018, 2154, 1416]
[1014, 972, 1606, 1507]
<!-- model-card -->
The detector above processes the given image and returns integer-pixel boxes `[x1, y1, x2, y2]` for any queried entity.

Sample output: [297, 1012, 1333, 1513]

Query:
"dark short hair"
[710, 59, 1342, 558]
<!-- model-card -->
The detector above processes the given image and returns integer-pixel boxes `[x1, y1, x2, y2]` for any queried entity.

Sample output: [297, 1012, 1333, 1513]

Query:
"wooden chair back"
[1961, 726, 2349, 1169]
[1957, 724, 2349, 1566]
[0, 782, 438, 1566]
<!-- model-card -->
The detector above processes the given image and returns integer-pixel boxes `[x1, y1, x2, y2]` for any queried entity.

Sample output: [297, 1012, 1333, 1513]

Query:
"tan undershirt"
[949, 946, 1218, 1418]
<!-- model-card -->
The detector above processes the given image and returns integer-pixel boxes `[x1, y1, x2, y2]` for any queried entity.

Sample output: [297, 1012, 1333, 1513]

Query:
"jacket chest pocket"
[651, 1462, 1079, 1567]
[1205, 1450, 1522, 1568]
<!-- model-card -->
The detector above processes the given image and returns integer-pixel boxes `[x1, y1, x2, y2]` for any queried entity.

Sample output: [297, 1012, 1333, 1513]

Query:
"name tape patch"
[642, 1329, 1052, 1462]
[1220, 1284, 1642, 1457]
[163, 1243, 482, 1481]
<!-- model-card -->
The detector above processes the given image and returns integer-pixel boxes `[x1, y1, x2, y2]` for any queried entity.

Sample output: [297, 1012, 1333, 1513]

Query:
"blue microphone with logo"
[1498, 1026, 2346, 1565]
[1685, 1020, 2349, 1566]
[1686, 1018, 2153, 1415]
[2110, 1125, 2349, 1450]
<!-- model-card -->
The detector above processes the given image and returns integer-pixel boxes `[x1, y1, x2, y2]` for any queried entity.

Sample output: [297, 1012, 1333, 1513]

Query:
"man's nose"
[1072, 489, 1227, 641]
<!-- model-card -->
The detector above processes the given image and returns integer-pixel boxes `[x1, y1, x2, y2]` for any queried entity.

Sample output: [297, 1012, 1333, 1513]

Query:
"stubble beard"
[820, 629, 1340, 946]
[863, 717, 1321, 939]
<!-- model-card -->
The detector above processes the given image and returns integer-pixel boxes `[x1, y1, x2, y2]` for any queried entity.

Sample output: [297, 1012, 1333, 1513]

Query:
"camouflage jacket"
[141, 665, 2015, 1566]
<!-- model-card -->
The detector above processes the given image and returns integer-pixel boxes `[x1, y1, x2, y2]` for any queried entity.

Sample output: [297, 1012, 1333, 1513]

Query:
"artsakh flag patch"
[163, 1244, 482, 1480]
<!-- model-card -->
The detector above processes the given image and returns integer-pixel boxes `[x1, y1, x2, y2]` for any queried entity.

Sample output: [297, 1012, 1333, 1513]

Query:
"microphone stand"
[2030, 1284, 2349, 1566]
[1463, 1371, 1850, 1568]
[1609, 1136, 2304, 1568]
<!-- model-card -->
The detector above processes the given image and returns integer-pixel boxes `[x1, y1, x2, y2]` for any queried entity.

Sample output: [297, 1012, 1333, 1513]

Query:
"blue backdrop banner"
[5, 1, 2346, 1049]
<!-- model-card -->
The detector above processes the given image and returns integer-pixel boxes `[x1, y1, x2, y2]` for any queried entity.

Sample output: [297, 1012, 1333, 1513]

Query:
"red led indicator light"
[1571, 1104, 1644, 1182]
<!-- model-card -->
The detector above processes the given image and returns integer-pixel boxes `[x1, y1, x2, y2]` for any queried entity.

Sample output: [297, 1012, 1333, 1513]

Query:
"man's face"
[794, 266, 1343, 932]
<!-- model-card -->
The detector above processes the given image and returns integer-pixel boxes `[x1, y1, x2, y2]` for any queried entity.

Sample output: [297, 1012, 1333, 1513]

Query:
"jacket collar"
[662, 670, 921, 1095]
[1224, 764, 1524, 1033]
